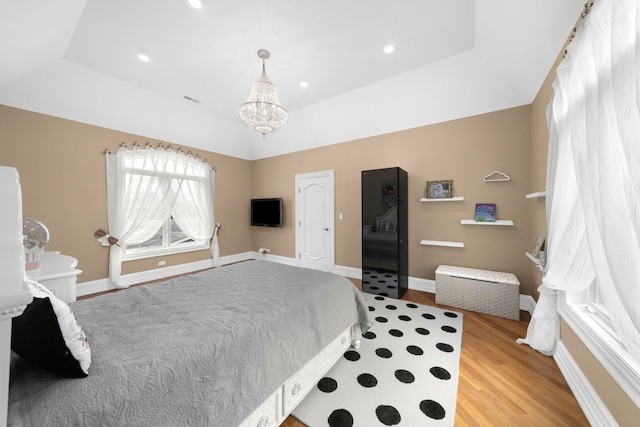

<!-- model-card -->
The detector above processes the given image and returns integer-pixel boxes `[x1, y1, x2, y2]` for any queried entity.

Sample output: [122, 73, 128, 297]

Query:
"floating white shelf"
[525, 251, 541, 264]
[420, 196, 465, 202]
[525, 251, 545, 271]
[525, 191, 547, 199]
[460, 219, 514, 226]
[420, 240, 464, 248]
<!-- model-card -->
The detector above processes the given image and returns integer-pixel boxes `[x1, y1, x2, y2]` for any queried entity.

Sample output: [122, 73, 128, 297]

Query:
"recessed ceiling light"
[137, 53, 150, 62]
[189, 0, 202, 9]
[300, 81, 309, 88]
[384, 44, 395, 54]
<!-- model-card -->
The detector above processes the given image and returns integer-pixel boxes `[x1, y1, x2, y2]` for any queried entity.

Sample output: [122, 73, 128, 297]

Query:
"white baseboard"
[554, 340, 617, 427]
[520, 294, 536, 316]
[77, 252, 255, 297]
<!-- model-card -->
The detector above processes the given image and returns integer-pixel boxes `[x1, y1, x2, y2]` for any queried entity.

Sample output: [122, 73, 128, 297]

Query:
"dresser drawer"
[282, 327, 351, 415]
[238, 388, 280, 427]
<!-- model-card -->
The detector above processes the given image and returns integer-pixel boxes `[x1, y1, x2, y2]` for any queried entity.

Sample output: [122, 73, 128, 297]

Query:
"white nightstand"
[26, 251, 82, 303]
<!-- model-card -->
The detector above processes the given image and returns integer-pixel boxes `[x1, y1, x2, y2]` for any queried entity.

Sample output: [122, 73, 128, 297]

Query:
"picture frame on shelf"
[531, 235, 545, 258]
[425, 179, 453, 199]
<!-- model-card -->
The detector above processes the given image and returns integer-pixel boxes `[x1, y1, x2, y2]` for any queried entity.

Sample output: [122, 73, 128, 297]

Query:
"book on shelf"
[474, 203, 496, 222]
[531, 235, 545, 258]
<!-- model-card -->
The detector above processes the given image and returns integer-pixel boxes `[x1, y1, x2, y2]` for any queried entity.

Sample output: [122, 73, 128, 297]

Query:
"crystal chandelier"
[238, 49, 288, 138]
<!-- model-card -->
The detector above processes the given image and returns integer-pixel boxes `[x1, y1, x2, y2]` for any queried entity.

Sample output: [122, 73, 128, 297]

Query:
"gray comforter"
[9, 261, 371, 427]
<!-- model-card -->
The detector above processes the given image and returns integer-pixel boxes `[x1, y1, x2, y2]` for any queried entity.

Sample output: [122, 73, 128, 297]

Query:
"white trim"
[554, 340, 618, 427]
[76, 252, 254, 297]
[410, 276, 435, 293]
[558, 291, 640, 408]
[520, 294, 536, 316]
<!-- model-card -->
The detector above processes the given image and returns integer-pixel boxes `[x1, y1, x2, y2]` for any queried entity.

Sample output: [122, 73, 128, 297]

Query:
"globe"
[23, 217, 49, 270]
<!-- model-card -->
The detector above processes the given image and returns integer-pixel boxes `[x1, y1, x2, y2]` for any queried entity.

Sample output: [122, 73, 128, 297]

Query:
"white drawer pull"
[292, 383, 301, 396]
[257, 416, 270, 427]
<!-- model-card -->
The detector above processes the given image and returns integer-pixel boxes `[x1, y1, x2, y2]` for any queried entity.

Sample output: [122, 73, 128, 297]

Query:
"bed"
[0, 166, 371, 427]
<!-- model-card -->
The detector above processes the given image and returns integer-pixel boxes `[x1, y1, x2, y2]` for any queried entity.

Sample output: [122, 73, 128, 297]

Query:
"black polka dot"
[386, 305, 397, 310]
[328, 408, 354, 427]
[380, 293, 389, 296]
[430, 366, 452, 380]
[394, 369, 415, 383]
[385, 274, 393, 277]
[415, 327, 430, 335]
[370, 286, 380, 290]
[357, 373, 378, 388]
[388, 329, 403, 337]
[387, 285, 396, 289]
[363, 281, 370, 284]
[422, 313, 436, 320]
[370, 275, 379, 278]
[444, 311, 459, 318]
[420, 399, 446, 420]
[406, 303, 418, 309]
[442, 325, 457, 333]
[363, 331, 376, 339]
[375, 348, 393, 358]
[376, 405, 401, 425]
[378, 280, 387, 283]
[344, 350, 360, 361]
[407, 345, 424, 355]
[375, 296, 385, 301]
[318, 377, 338, 393]
[375, 316, 389, 323]
[436, 343, 454, 353]
[368, 306, 375, 311]
[398, 315, 411, 321]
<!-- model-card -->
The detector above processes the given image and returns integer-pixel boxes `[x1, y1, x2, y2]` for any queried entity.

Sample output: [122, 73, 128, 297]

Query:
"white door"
[295, 170, 335, 272]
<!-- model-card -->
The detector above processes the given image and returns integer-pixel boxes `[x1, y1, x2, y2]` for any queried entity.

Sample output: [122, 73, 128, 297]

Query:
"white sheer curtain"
[518, 0, 640, 362]
[171, 160, 219, 265]
[106, 145, 217, 287]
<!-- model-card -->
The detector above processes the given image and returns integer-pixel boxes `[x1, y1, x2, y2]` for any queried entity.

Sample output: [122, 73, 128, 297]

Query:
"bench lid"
[436, 264, 519, 286]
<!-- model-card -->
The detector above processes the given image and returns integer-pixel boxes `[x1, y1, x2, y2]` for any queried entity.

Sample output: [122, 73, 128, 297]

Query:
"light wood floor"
[282, 280, 591, 427]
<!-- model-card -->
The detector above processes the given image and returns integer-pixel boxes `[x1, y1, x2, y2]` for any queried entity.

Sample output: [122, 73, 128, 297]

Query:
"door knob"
[322, 227, 330, 231]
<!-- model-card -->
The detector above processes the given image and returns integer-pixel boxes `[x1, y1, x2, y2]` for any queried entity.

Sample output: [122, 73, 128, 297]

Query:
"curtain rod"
[103, 142, 216, 171]
[563, 1, 595, 58]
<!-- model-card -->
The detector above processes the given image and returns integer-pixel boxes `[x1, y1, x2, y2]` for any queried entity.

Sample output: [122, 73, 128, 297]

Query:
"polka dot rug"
[292, 292, 463, 427]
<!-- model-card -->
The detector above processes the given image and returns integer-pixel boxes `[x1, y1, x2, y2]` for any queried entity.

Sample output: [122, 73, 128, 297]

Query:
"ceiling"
[0, 0, 585, 160]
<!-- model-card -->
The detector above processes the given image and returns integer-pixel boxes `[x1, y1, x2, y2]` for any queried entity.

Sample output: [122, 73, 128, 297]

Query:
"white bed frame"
[0, 167, 33, 426]
[0, 166, 361, 427]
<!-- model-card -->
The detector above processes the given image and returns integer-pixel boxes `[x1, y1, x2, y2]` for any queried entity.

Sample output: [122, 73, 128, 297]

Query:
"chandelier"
[238, 49, 288, 138]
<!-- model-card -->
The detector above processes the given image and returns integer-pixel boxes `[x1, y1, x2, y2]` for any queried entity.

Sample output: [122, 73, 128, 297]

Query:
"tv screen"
[251, 198, 283, 227]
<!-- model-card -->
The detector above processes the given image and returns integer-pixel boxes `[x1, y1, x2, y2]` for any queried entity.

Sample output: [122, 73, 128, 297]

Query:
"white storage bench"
[435, 265, 520, 320]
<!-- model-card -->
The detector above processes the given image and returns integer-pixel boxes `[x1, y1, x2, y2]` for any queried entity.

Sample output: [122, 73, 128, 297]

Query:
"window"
[560, 286, 640, 406]
[123, 216, 208, 260]
[106, 146, 216, 282]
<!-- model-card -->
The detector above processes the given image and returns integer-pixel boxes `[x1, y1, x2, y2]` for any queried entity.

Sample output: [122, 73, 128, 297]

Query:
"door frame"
[294, 170, 335, 271]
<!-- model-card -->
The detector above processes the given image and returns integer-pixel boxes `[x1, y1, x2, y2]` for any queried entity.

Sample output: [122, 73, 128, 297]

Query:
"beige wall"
[252, 106, 538, 295]
[0, 105, 253, 282]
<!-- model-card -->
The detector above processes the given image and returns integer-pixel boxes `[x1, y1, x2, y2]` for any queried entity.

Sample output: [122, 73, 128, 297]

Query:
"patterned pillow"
[11, 280, 91, 378]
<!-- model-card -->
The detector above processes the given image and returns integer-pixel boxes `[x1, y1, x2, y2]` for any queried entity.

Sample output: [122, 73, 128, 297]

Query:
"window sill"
[558, 291, 640, 407]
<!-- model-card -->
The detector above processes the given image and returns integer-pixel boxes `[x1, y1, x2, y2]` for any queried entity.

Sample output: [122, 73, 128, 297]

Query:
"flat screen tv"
[251, 198, 283, 227]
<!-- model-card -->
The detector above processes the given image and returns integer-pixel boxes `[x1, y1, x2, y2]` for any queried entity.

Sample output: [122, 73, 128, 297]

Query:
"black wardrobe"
[361, 167, 408, 299]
